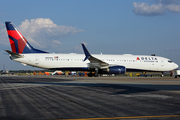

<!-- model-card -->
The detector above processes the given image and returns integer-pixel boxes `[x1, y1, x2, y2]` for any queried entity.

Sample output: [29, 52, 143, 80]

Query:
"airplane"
[0, 64, 13, 75]
[4, 22, 178, 77]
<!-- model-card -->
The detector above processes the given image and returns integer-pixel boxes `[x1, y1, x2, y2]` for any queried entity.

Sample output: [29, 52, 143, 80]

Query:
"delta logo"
[136, 57, 158, 61]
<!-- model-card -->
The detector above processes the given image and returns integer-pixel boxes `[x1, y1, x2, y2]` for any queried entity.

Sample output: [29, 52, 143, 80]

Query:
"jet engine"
[99, 66, 126, 74]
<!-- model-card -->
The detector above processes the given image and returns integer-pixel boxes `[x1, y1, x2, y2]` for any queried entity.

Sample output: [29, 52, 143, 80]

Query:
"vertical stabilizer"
[5, 22, 48, 54]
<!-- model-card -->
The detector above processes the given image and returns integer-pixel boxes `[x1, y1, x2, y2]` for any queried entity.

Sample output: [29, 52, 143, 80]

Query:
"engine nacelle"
[108, 66, 126, 74]
[99, 66, 126, 74]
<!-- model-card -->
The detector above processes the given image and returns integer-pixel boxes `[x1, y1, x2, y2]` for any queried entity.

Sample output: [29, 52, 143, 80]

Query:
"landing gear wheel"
[88, 73, 93, 77]
[94, 73, 98, 77]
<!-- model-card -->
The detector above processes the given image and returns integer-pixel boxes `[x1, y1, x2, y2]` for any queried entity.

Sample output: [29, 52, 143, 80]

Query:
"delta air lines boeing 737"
[5, 22, 178, 77]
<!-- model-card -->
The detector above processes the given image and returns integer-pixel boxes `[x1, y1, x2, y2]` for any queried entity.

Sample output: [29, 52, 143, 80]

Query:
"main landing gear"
[88, 69, 99, 77]
[88, 72, 98, 77]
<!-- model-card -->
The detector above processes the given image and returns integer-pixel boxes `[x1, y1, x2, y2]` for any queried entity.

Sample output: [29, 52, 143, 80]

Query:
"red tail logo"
[5, 22, 47, 54]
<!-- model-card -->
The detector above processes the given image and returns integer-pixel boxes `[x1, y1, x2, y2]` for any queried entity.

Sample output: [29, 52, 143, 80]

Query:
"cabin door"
[161, 60, 164, 67]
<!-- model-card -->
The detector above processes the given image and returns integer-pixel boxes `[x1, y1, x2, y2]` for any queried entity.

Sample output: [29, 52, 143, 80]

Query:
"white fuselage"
[10, 53, 178, 72]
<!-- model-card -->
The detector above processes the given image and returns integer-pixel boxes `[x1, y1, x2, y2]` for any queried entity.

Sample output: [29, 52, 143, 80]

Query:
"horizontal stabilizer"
[5, 50, 24, 58]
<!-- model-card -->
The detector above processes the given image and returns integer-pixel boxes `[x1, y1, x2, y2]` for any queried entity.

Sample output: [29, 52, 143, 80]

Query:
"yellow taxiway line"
[58, 114, 180, 120]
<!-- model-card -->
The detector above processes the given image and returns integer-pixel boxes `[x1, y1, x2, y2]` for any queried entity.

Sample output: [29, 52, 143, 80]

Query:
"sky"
[0, 0, 180, 70]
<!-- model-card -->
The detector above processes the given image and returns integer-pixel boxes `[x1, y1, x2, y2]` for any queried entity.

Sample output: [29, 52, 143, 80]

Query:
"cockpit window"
[168, 60, 172, 63]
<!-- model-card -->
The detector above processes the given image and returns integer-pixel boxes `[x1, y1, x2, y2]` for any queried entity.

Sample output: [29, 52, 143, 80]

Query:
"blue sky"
[0, 0, 180, 70]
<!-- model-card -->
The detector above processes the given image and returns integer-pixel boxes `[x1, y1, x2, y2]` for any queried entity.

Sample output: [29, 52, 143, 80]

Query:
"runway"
[1, 76, 180, 120]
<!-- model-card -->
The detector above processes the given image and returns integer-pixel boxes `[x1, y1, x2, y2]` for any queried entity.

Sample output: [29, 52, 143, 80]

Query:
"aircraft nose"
[174, 63, 179, 69]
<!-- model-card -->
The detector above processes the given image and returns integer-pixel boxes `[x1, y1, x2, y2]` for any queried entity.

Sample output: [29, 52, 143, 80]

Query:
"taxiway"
[0, 76, 180, 120]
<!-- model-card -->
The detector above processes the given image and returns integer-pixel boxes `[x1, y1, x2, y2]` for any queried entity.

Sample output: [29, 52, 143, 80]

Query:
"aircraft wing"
[81, 43, 109, 68]
[5, 50, 24, 58]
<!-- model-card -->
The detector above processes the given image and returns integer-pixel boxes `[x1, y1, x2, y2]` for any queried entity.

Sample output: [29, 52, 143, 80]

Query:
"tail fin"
[5, 22, 48, 54]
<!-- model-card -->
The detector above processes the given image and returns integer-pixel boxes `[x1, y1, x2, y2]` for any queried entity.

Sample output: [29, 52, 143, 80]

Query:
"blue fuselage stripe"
[49, 67, 89, 71]
[47, 67, 163, 73]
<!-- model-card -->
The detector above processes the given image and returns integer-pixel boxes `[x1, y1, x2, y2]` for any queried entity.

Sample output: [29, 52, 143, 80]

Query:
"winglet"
[81, 43, 91, 61]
